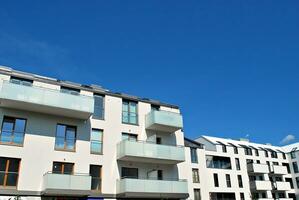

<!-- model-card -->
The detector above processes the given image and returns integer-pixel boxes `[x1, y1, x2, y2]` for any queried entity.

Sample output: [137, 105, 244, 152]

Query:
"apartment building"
[182, 135, 299, 200]
[0, 66, 188, 199]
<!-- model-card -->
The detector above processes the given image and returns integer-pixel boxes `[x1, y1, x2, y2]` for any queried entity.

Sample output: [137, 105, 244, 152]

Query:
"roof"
[198, 135, 298, 153]
[0, 65, 179, 109]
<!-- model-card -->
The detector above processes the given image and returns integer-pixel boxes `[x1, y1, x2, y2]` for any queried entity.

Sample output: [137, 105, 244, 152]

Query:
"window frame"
[122, 100, 138, 125]
[0, 157, 21, 188]
[90, 165, 102, 191]
[93, 94, 105, 120]
[54, 124, 77, 152]
[190, 148, 198, 163]
[90, 129, 103, 155]
[0, 116, 27, 146]
[52, 161, 74, 174]
[192, 168, 200, 183]
[226, 174, 231, 188]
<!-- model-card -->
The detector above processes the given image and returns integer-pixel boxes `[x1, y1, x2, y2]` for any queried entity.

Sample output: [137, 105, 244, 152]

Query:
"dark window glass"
[55, 124, 76, 151]
[121, 167, 138, 179]
[291, 151, 296, 159]
[0, 117, 26, 145]
[122, 100, 138, 124]
[206, 155, 231, 169]
[93, 95, 104, 120]
[194, 189, 201, 200]
[122, 133, 137, 141]
[296, 177, 299, 188]
[234, 147, 238, 154]
[235, 158, 241, 170]
[0, 157, 20, 187]
[157, 170, 163, 180]
[265, 150, 269, 157]
[213, 173, 219, 187]
[60, 86, 80, 95]
[10, 76, 33, 86]
[226, 174, 231, 187]
[286, 178, 294, 189]
[151, 105, 160, 111]
[240, 193, 245, 200]
[52, 162, 73, 174]
[255, 149, 259, 156]
[238, 175, 243, 188]
[293, 162, 298, 173]
[191, 148, 198, 163]
[192, 169, 200, 183]
[90, 165, 101, 191]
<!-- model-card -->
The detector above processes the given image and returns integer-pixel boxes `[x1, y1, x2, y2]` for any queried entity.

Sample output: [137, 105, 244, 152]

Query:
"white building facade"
[0, 66, 298, 200]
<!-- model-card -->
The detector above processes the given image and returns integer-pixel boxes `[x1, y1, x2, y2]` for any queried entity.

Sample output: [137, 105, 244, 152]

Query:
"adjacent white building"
[0, 66, 298, 200]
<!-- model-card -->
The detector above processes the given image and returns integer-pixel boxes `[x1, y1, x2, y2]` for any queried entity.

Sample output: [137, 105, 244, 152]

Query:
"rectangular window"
[151, 105, 160, 111]
[0, 157, 20, 187]
[194, 189, 201, 200]
[55, 124, 76, 151]
[93, 94, 104, 120]
[285, 178, 294, 189]
[238, 175, 243, 188]
[10, 76, 33, 86]
[226, 174, 231, 187]
[0, 116, 26, 145]
[90, 165, 102, 191]
[122, 100, 138, 125]
[121, 167, 138, 179]
[190, 148, 198, 163]
[192, 169, 200, 183]
[273, 162, 279, 166]
[234, 146, 238, 154]
[282, 153, 286, 159]
[271, 151, 278, 158]
[90, 129, 103, 154]
[235, 158, 241, 170]
[213, 173, 219, 187]
[296, 177, 299, 188]
[293, 162, 299, 173]
[244, 147, 252, 155]
[52, 162, 74, 174]
[291, 151, 296, 159]
[265, 150, 269, 157]
[206, 155, 231, 169]
[255, 149, 259, 156]
[157, 170, 163, 180]
[240, 193, 245, 200]
[60, 86, 80, 95]
[222, 144, 227, 153]
[122, 133, 137, 141]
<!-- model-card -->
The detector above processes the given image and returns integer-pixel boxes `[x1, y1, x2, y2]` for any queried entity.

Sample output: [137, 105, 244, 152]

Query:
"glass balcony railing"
[42, 172, 92, 193]
[0, 81, 94, 119]
[117, 140, 185, 164]
[117, 178, 188, 198]
[145, 110, 183, 132]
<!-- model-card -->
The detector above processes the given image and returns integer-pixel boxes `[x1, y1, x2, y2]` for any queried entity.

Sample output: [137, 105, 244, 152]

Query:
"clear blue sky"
[0, 1, 298, 145]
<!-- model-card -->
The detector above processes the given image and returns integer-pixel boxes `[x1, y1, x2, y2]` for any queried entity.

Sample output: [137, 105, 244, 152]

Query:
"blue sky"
[0, 1, 298, 145]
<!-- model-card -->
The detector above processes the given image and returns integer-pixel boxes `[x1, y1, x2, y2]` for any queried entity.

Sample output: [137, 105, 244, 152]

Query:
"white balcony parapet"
[250, 180, 272, 191]
[117, 140, 185, 164]
[0, 81, 94, 119]
[247, 163, 270, 174]
[271, 165, 288, 175]
[273, 181, 291, 191]
[145, 110, 183, 132]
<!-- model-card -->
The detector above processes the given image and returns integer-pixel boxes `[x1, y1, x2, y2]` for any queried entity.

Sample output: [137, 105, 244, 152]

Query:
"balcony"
[116, 178, 189, 199]
[247, 163, 270, 174]
[250, 180, 272, 191]
[117, 140, 185, 164]
[42, 172, 92, 196]
[271, 165, 288, 175]
[273, 181, 291, 191]
[0, 81, 94, 119]
[145, 110, 183, 132]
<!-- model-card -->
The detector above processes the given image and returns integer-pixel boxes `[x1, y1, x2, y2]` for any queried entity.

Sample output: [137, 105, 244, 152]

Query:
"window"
[55, 124, 76, 151]
[255, 149, 259, 156]
[93, 94, 104, 120]
[293, 162, 298, 173]
[226, 174, 231, 187]
[206, 155, 231, 169]
[285, 178, 294, 189]
[273, 162, 279, 165]
[291, 151, 296, 159]
[194, 189, 201, 200]
[121, 167, 138, 179]
[90, 165, 102, 191]
[213, 173, 219, 187]
[256, 160, 260, 164]
[0, 157, 20, 187]
[238, 175, 243, 188]
[122, 133, 137, 141]
[282, 153, 286, 159]
[265, 150, 269, 157]
[90, 129, 103, 154]
[122, 100, 138, 125]
[240, 193, 245, 200]
[10, 76, 33, 86]
[0, 116, 26, 145]
[222, 144, 227, 153]
[235, 158, 241, 170]
[52, 162, 73, 174]
[234, 146, 238, 154]
[190, 148, 198, 163]
[151, 105, 160, 111]
[282, 163, 291, 174]
[157, 170, 163, 180]
[271, 151, 278, 158]
[192, 169, 200, 183]
[156, 137, 162, 144]
[60, 86, 80, 95]
[244, 147, 252, 155]
[296, 177, 299, 188]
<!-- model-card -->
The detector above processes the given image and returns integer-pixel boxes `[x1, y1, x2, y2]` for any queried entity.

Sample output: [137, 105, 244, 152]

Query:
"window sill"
[122, 122, 139, 126]
[0, 142, 24, 147]
[54, 148, 76, 153]
[90, 152, 103, 155]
